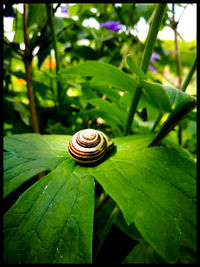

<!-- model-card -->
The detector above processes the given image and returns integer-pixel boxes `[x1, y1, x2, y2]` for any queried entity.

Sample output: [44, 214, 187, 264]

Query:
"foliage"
[3, 3, 196, 264]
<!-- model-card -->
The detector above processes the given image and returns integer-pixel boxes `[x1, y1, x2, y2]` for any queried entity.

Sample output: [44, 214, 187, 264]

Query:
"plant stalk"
[148, 99, 196, 147]
[124, 4, 167, 136]
[46, 3, 62, 109]
[181, 57, 197, 92]
[112, 4, 126, 25]
[23, 4, 40, 133]
[172, 3, 183, 145]
[151, 111, 164, 133]
[141, 4, 167, 74]
[94, 193, 110, 217]
[119, 38, 135, 70]
[172, 4, 182, 89]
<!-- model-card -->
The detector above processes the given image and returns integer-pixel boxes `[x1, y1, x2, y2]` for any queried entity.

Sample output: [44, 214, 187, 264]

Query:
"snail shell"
[68, 129, 114, 165]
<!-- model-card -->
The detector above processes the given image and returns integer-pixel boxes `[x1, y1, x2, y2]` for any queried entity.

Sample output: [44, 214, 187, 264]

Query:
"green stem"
[23, 4, 40, 134]
[94, 206, 120, 260]
[148, 99, 196, 147]
[141, 4, 167, 74]
[124, 83, 141, 136]
[94, 193, 110, 216]
[112, 4, 126, 25]
[172, 3, 183, 145]
[151, 111, 164, 133]
[46, 3, 62, 109]
[181, 57, 197, 92]
[124, 4, 167, 136]
[119, 38, 135, 70]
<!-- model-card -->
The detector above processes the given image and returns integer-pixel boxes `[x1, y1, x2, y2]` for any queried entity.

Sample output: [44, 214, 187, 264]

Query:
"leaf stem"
[46, 3, 62, 109]
[23, 4, 40, 134]
[94, 193, 110, 217]
[123, 83, 141, 136]
[141, 4, 167, 74]
[151, 111, 164, 133]
[148, 99, 197, 147]
[118, 38, 135, 70]
[112, 4, 126, 25]
[124, 4, 167, 136]
[181, 57, 197, 92]
[172, 4, 182, 89]
[93, 205, 120, 260]
[172, 3, 183, 145]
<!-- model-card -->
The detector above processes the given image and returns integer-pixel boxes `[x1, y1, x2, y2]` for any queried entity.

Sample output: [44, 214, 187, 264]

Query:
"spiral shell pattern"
[68, 129, 113, 164]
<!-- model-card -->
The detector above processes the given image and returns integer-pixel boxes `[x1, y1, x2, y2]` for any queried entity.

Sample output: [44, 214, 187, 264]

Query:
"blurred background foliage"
[3, 3, 196, 158]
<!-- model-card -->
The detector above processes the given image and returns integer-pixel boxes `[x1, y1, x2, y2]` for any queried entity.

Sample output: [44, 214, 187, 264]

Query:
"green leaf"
[4, 134, 196, 263]
[89, 85, 121, 105]
[141, 80, 195, 113]
[186, 111, 197, 122]
[126, 55, 146, 81]
[160, 136, 194, 161]
[102, 198, 143, 242]
[27, 4, 47, 30]
[87, 98, 127, 124]
[13, 11, 24, 44]
[84, 109, 123, 136]
[86, 134, 196, 263]
[13, 101, 30, 126]
[164, 85, 195, 109]
[122, 242, 165, 264]
[4, 160, 95, 263]
[141, 80, 172, 112]
[3, 134, 69, 197]
[59, 61, 136, 92]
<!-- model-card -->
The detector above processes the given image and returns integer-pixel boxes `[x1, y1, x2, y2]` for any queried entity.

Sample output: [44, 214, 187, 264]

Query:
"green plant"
[3, 3, 196, 264]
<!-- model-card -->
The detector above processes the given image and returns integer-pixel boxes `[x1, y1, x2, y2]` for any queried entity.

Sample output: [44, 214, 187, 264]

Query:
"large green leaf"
[4, 160, 95, 264]
[3, 134, 69, 197]
[87, 135, 196, 263]
[59, 61, 136, 93]
[3, 133, 196, 263]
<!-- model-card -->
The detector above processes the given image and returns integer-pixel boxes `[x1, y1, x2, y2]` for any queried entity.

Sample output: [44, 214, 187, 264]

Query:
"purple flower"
[61, 4, 69, 14]
[65, 43, 70, 49]
[149, 65, 157, 73]
[150, 52, 160, 64]
[100, 21, 121, 32]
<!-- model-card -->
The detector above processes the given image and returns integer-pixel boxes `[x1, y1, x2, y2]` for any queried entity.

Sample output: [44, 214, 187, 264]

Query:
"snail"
[68, 129, 114, 165]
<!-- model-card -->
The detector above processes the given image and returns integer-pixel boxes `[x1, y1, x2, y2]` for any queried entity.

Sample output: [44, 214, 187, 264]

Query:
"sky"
[3, 4, 197, 43]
